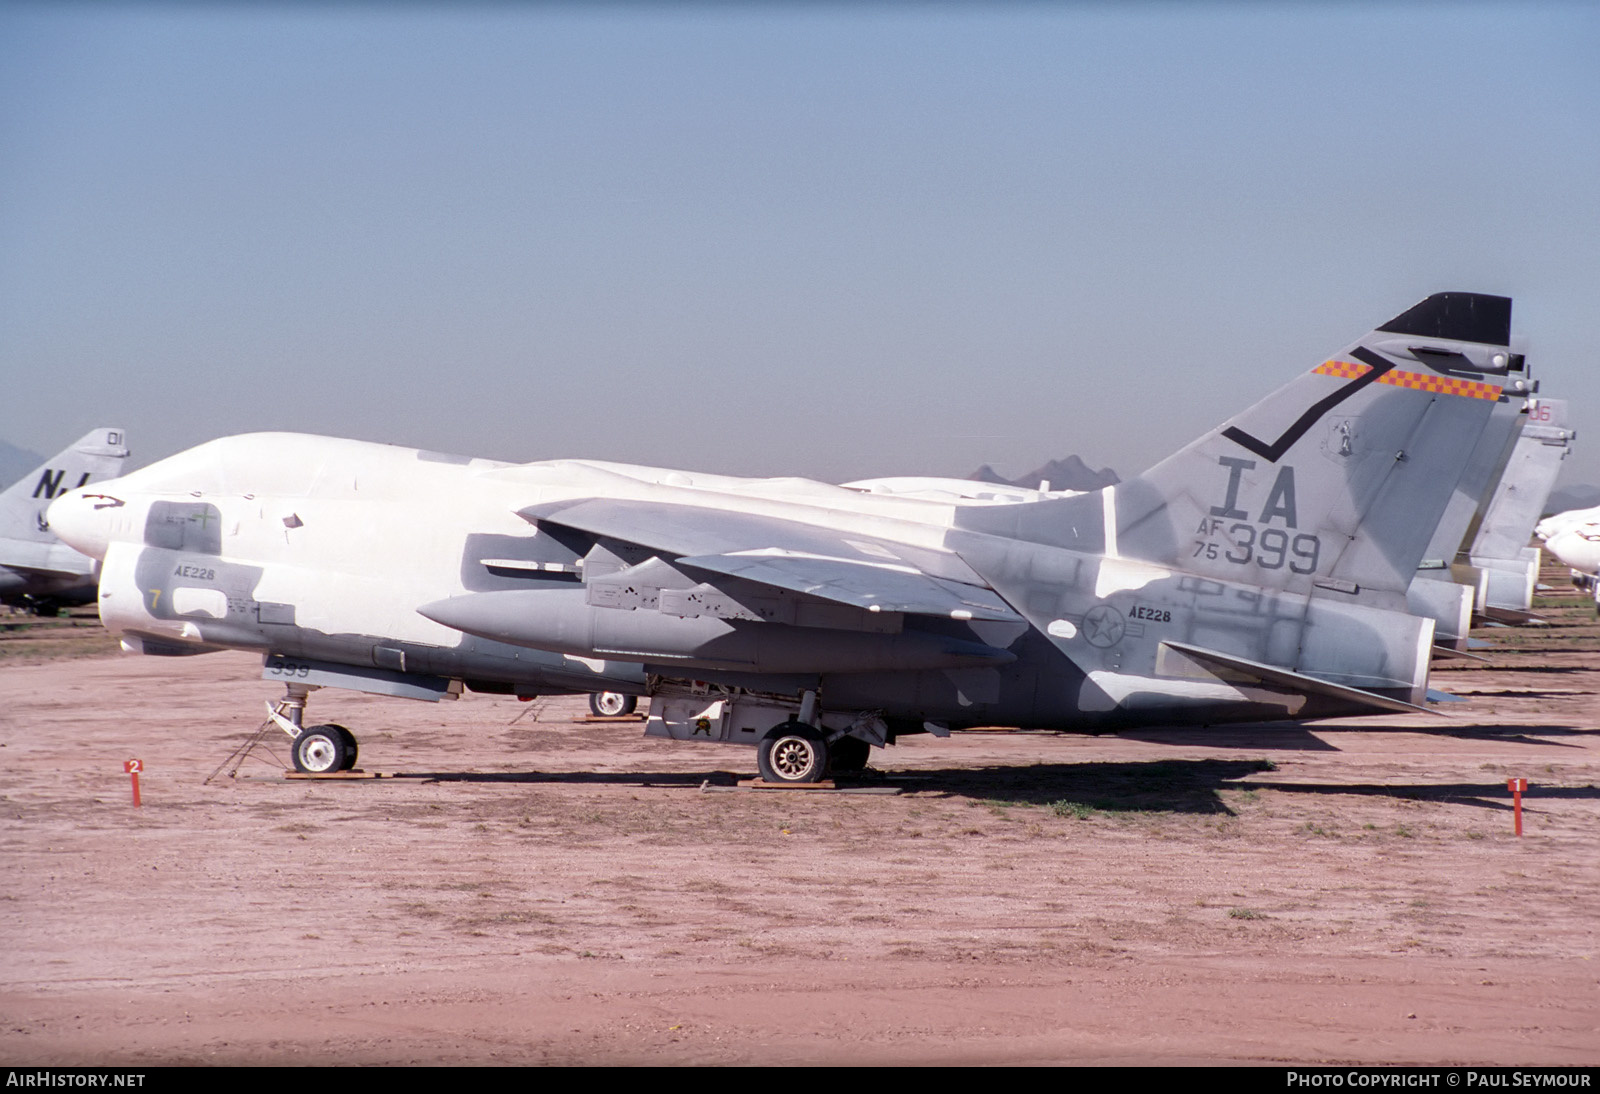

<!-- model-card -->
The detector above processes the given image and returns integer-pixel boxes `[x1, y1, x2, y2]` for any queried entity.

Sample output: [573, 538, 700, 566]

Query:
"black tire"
[293, 724, 350, 775]
[589, 692, 637, 717]
[757, 722, 830, 784]
[331, 725, 359, 771]
[829, 735, 871, 774]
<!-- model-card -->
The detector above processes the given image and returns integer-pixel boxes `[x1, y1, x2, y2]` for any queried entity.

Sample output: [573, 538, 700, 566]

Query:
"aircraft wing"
[673, 551, 1020, 621]
[519, 498, 1023, 623]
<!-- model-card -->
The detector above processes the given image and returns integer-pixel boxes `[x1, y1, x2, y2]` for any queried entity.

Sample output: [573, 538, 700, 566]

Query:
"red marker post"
[125, 759, 142, 807]
[1507, 777, 1527, 836]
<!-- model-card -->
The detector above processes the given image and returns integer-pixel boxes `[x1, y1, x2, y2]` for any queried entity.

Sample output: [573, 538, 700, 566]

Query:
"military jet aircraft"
[0, 428, 129, 615]
[1535, 501, 1600, 605]
[1464, 398, 1573, 616]
[48, 293, 1529, 781]
[1406, 395, 1572, 643]
[1402, 377, 1529, 646]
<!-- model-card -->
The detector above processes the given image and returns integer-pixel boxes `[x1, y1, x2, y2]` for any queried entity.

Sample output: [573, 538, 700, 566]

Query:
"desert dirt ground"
[1, 591, 1597, 1066]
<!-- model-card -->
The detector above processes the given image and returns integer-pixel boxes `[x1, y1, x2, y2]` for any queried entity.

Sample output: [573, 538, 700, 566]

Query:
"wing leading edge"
[518, 498, 1023, 624]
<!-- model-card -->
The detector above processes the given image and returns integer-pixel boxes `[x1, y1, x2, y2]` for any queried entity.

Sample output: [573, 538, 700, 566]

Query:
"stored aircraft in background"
[1406, 395, 1573, 645]
[1535, 502, 1600, 606]
[0, 428, 129, 615]
[1462, 398, 1573, 616]
[49, 294, 1529, 781]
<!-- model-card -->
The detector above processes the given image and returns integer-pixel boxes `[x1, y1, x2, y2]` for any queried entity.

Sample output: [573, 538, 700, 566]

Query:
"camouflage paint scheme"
[48, 295, 1533, 778]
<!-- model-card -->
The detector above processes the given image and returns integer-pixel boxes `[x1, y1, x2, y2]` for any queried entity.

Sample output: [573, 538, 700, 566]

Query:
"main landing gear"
[757, 722, 829, 783]
[828, 735, 871, 774]
[754, 722, 874, 784]
[588, 691, 638, 717]
[750, 687, 876, 784]
[268, 683, 360, 774]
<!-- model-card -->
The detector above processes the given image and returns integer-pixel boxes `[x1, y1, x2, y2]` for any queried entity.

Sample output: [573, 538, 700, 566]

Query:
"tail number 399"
[1193, 525, 1320, 574]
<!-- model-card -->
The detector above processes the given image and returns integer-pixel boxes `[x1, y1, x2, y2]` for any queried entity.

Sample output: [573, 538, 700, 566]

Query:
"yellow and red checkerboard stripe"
[1312, 359, 1500, 401]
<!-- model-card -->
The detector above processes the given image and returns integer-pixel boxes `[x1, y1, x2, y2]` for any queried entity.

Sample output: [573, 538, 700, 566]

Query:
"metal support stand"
[509, 695, 554, 725]
[201, 683, 315, 784]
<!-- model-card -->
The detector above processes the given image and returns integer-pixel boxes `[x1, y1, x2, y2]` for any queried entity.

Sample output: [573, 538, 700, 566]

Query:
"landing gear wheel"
[829, 735, 871, 774]
[330, 725, 358, 771]
[757, 722, 829, 784]
[589, 691, 637, 717]
[293, 724, 351, 774]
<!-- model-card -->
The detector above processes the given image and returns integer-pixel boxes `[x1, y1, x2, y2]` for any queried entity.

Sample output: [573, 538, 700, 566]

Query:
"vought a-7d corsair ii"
[49, 293, 1531, 781]
[1, 427, 129, 615]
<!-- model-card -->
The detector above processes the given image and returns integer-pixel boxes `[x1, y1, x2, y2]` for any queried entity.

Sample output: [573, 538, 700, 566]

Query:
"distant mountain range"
[1545, 484, 1600, 515]
[969, 455, 1120, 492]
[970, 455, 1600, 519]
[0, 441, 1128, 496]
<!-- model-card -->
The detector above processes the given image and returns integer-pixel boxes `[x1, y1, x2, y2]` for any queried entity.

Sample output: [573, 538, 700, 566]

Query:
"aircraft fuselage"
[50, 430, 1431, 738]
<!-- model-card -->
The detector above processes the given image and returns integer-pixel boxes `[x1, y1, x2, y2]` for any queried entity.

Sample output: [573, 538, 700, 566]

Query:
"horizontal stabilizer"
[1160, 640, 1441, 717]
[1477, 605, 1544, 626]
[1431, 644, 1492, 663]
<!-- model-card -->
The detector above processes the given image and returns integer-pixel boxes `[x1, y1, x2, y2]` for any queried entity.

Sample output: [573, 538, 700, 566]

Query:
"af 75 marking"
[1192, 520, 1321, 574]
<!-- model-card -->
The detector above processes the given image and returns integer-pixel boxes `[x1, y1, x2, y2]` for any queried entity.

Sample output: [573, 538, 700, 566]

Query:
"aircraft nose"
[46, 481, 125, 560]
[1546, 527, 1600, 577]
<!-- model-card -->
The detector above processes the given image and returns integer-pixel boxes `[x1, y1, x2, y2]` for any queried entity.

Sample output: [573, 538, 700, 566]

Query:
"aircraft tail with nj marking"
[1108, 293, 1523, 609]
[0, 428, 130, 546]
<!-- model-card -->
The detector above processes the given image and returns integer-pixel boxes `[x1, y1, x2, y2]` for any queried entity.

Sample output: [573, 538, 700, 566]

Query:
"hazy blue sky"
[3, 2, 1597, 486]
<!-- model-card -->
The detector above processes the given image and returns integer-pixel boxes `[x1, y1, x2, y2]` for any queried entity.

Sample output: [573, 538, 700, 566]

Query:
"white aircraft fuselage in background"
[1537, 505, 1600, 583]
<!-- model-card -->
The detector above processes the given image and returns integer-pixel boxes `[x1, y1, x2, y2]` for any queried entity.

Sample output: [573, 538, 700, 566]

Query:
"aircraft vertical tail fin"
[0, 428, 130, 544]
[1467, 397, 1573, 612]
[1110, 293, 1521, 607]
[1472, 397, 1572, 561]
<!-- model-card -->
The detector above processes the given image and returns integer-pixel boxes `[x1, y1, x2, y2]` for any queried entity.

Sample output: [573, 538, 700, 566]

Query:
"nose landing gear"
[267, 683, 360, 774]
[291, 723, 358, 774]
